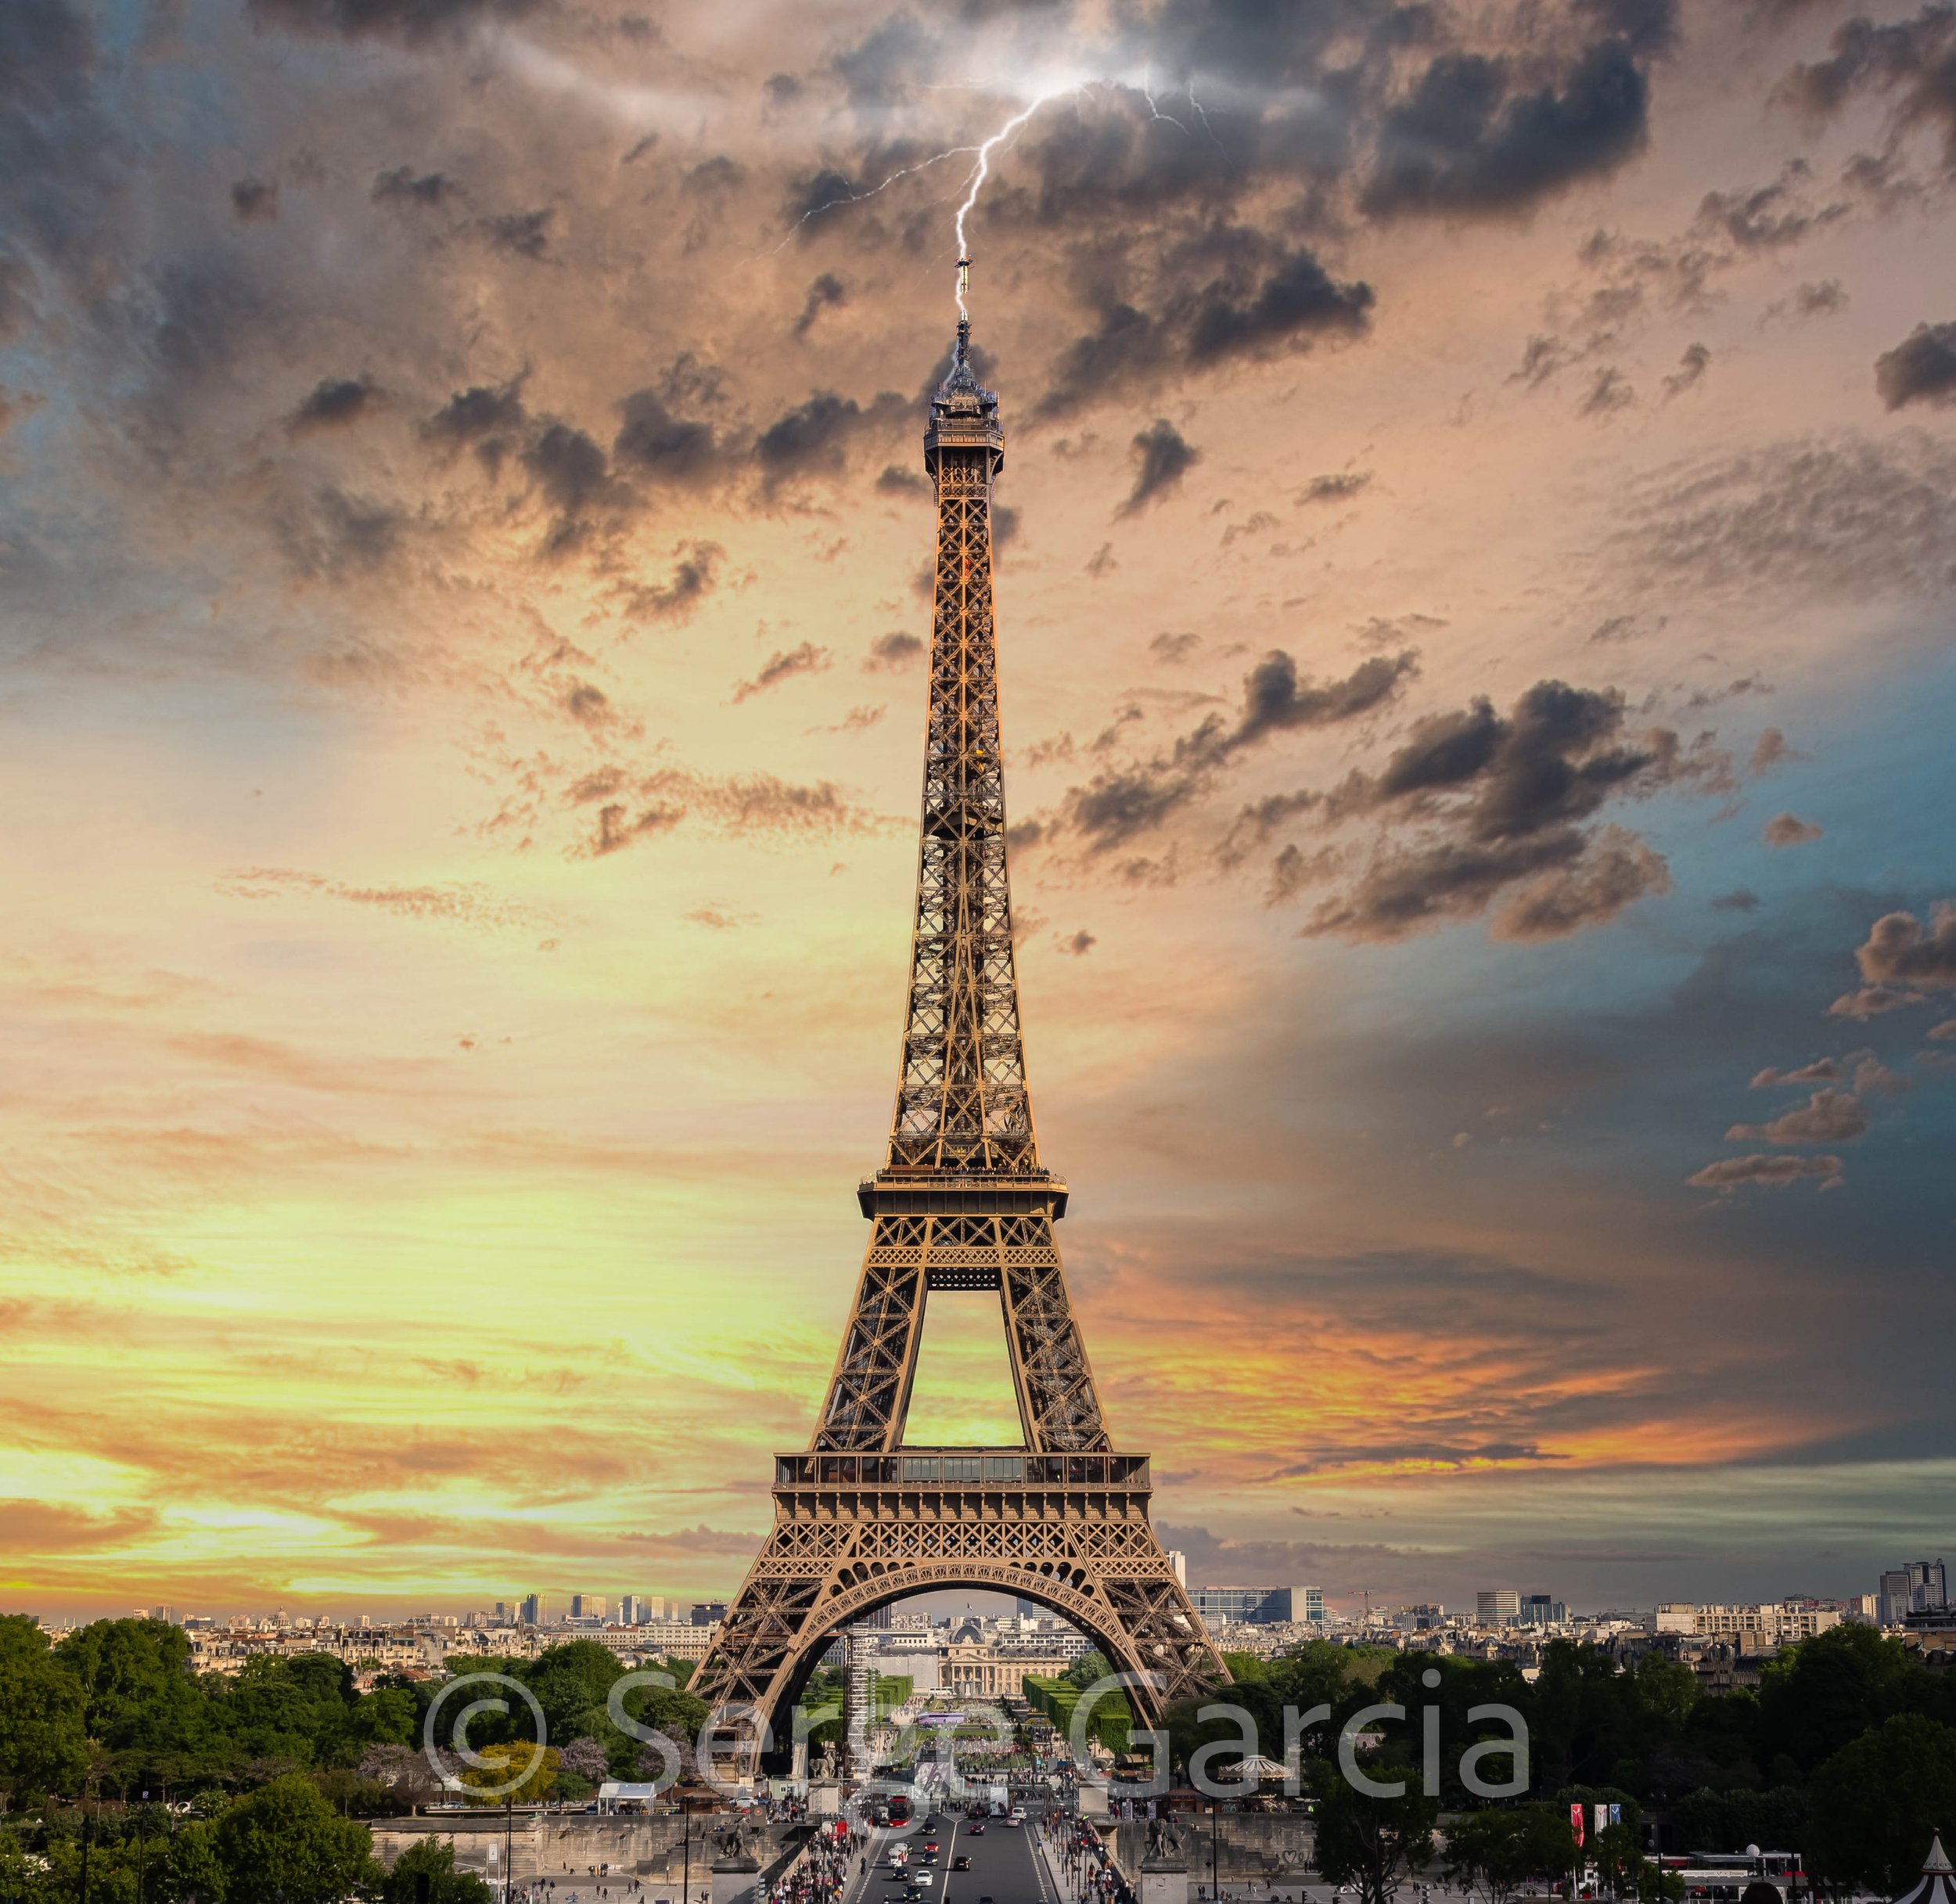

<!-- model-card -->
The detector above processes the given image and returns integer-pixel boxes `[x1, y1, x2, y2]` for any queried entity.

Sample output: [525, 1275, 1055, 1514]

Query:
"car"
[968, 1824, 985, 1837]
[923, 1843, 940, 1855]
[953, 1857, 972, 1871]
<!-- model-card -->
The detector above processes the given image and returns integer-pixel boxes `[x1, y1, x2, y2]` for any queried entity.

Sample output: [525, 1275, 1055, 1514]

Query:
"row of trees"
[1154, 1633, 1956, 1897]
[7, 1614, 1955, 1898]
[1023, 1650, 1133, 1752]
[0, 1617, 710, 1811]
[0, 1775, 489, 1902]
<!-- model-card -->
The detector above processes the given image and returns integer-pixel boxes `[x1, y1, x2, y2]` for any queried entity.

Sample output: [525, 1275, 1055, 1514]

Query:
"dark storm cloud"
[1875, 322, 1956, 410]
[1058, 650, 1418, 852]
[613, 391, 730, 488]
[372, 167, 458, 208]
[794, 272, 847, 338]
[270, 484, 403, 581]
[1293, 681, 1712, 942]
[1361, 40, 1652, 219]
[1779, 7, 1956, 167]
[617, 542, 723, 623]
[864, 630, 923, 671]
[1486, 829, 1670, 940]
[1189, 248, 1378, 363]
[1119, 419, 1198, 514]
[1695, 161, 1846, 250]
[246, 0, 541, 44]
[522, 423, 613, 515]
[230, 178, 279, 222]
[520, 423, 631, 551]
[1305, 827, 1578, 941]
[1338, 681, 1665, 840]
[732, 641, 829, 703]
[0, 0, 130, 333]
[1298, 472, 1372, 506]
[424, 377, 527, 462]
[477, 208, 553, 261]
[1661, 342, 1710, 400]
[1038, 236, 1372, 415]
[752, 390, 908, 482]
[286, 376, 376, 435]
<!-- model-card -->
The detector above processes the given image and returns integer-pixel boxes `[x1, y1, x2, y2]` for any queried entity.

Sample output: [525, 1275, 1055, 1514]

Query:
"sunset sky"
[4, 0, 1955, 1621]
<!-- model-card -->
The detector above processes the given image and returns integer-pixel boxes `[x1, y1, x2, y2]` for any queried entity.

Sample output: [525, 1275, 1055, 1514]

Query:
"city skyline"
[4, 0, 1956, 1620]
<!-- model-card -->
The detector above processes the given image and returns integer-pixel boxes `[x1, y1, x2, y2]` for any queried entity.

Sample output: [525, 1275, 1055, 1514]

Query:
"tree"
[50, 1618, 224, 1794]
[359, 1744, 443, 1814]
[202, 1773, 380, 1902]
[459, 1744, 558, 1808]
[0, 1615, 89, 1800]
[1444, 1806, 1576, 1904]
[1807, 1712, 1956, 1894]
[613, 1678, 711, 1780]
[1591, 1823, 1682, 1904]
[379, 1838, 494, 1904]
[1757, 1626, 1919, 1774]
[1312, 1754, 1437, 1904]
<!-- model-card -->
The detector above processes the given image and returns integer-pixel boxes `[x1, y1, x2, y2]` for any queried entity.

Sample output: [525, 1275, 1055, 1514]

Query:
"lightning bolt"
[766, 145, 981, 256]
[951, 89, 1074, 317]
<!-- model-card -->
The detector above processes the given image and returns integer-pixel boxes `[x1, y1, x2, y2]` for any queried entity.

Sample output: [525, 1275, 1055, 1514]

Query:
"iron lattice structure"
[692, 320, 1227, 1774]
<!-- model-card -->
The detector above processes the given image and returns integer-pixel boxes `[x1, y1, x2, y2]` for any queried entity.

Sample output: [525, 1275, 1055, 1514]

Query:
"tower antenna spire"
[956, 253, 973, 322]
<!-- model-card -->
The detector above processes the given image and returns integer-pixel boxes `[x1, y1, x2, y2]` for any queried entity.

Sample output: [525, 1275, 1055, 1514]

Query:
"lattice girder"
[691, 1471, 1227, 1775]
[692, 318, 1228, 1776]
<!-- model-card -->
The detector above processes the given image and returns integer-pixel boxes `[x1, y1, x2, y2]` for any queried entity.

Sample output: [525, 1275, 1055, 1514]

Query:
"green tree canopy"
[208, 1773, 382, 1902]
[0, 1615, 88, 1800]
[1311, 1752, 1436, 1904]
[380, 1837, 494, 1903]
[1756, 1625, 1922, 1773]
[1807, 1711, 1956, 1894]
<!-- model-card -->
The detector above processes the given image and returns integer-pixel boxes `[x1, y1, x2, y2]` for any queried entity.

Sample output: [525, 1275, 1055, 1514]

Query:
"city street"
[841, 1815, 1059, 1904]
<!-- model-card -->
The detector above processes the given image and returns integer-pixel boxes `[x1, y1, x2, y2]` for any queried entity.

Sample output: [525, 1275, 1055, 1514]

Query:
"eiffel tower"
[692, 301, 1228, 1775]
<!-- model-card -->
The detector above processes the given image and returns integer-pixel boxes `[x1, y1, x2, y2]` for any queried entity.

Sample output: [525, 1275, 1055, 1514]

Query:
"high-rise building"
[1187, 1587, 1311, 1626]
[1519, 1594, 1566, 1626]
[520, 1593, 549, 1627]
[1168, 1550, 1188, 1588]
[1303, 1586, 1325, 1623]
[690, 1600, 728, 1626]
[1477, 1589, 1521, 1625]
[1881, 1560, 1947, 1622]
[570, 1594, 607, 1620]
